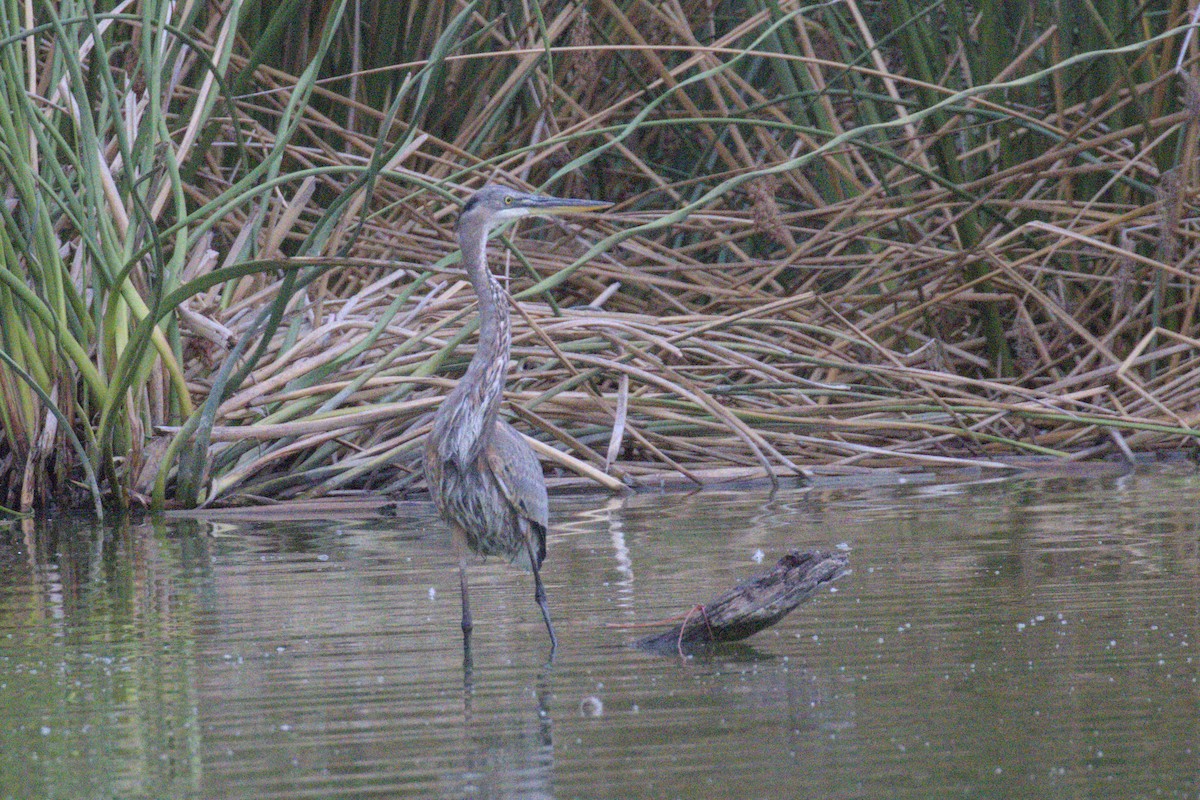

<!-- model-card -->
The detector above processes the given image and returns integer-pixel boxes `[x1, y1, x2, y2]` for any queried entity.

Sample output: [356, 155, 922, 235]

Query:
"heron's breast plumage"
[426, 436, 541, 565]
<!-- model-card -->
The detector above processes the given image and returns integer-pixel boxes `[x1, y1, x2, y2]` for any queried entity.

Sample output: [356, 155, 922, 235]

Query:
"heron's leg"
[459, 560, 475, 678]
[524, 534, 557, 657]
[453, 526, 473, 641]
[459, 561, 473, 635]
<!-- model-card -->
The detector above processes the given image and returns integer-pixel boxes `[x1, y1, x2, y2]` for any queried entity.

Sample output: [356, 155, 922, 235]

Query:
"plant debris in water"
[634, 549, 851, 656]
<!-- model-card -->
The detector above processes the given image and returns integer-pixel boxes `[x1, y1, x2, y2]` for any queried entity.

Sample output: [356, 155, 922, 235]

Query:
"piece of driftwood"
[636, 549, 850, 655]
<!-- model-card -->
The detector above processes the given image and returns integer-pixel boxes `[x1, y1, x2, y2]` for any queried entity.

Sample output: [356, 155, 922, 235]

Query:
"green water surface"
[1, 469, 1197, 798]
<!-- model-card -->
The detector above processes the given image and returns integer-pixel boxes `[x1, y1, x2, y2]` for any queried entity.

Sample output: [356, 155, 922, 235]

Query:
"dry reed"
[2, 1, 1198, 510]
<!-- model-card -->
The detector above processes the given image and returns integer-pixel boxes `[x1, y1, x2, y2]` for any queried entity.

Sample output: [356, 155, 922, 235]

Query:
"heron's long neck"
[448, 224, 511, 452]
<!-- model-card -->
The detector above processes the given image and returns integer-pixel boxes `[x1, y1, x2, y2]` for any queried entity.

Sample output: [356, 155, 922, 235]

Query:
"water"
[1, 468, 1198, 799]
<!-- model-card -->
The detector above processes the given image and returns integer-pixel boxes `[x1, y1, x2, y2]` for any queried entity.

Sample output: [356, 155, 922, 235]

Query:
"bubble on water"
[751, 549, 764, 563]
[580, 696, 604, 717]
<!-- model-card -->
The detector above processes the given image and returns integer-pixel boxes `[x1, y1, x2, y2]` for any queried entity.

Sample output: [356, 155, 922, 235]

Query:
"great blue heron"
[424, 183, 610, 658]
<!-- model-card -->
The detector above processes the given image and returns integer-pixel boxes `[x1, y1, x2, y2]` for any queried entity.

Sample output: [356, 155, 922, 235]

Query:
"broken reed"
[0, 0, 1198, 512]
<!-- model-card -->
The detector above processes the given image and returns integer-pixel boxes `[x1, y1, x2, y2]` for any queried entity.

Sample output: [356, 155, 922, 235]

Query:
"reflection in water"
[0, 515, 208, 798]
[0, 469, 1198, 798]
[455, 665, 555, 799]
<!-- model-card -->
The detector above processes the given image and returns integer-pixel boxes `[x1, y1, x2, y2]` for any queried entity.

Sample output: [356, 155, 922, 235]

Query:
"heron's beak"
[528, 195, 612, 215]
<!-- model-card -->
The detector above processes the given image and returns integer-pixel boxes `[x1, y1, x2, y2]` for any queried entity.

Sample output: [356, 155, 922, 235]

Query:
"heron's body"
[425, 417, 547, 564]
[423, 184, 609, 658]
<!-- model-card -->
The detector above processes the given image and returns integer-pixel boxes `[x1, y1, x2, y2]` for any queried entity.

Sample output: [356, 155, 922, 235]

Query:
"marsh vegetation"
[1, 0, 1198, 511]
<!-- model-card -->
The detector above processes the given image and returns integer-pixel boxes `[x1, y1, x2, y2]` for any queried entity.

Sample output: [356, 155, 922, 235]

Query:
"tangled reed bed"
[174, 174, 1200, 506]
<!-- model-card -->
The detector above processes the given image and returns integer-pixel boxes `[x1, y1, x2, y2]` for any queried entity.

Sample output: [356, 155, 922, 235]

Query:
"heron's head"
[457, 184, 610, 236]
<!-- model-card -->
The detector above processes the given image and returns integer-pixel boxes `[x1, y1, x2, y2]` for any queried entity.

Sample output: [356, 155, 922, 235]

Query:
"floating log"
[636, 548, 850, 655]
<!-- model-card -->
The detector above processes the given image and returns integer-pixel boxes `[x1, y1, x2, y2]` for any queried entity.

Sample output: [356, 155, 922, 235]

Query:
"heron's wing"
[486, 419, 550, 529]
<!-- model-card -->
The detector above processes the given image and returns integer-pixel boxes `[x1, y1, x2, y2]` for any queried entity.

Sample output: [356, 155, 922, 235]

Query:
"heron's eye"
[503, 195, 514, 205]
